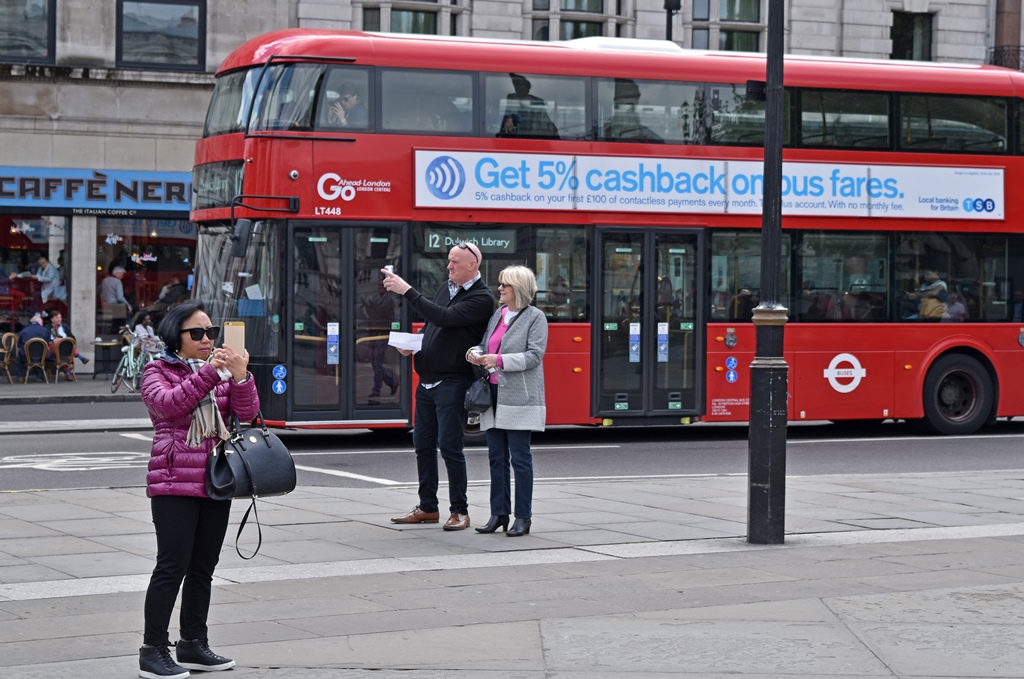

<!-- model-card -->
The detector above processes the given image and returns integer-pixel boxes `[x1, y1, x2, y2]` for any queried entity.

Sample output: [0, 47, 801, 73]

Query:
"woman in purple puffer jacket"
[137, 299, 258, 679]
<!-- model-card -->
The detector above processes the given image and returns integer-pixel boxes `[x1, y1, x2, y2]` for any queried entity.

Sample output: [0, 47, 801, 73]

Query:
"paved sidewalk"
[0, 370, 143, 407]
[3, 470, 1024, 677]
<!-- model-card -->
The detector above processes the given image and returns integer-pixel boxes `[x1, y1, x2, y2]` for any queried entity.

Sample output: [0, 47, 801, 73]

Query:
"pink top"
[486, 308, 514, 383]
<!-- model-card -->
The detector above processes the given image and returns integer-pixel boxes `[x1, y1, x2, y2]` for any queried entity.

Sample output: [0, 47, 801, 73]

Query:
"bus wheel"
[922, 354, 992, 435]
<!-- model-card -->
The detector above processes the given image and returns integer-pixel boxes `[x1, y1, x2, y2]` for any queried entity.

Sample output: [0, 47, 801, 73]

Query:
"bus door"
[289, 223, 404, 422]
[595, 229, 704, 419]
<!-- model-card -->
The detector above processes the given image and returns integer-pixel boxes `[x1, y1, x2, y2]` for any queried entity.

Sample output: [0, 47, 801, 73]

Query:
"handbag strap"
[229, 423, 264, 560]
[233, 497, 263, 560]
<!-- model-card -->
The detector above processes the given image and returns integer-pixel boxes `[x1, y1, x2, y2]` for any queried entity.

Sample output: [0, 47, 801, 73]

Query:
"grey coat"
[471, 305, 548, 432]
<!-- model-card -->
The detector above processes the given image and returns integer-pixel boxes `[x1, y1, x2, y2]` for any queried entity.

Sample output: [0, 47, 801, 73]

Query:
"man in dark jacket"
[382, 241, 493, 530]
[17, 312, 50, 377]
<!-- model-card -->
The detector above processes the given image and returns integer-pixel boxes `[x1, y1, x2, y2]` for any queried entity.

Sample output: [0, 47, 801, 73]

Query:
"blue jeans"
[412, 379, 470, 514]
[485, 428, 534, 519]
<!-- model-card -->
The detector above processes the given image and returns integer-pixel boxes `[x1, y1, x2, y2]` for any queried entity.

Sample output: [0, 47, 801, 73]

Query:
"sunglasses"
[498, 282, 512, 289]
[181, 326, 221, 341]
[456, 241, 479, 263]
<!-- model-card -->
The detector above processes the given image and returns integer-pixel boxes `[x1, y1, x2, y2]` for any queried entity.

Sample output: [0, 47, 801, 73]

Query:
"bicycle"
[111, 329, 164, 393]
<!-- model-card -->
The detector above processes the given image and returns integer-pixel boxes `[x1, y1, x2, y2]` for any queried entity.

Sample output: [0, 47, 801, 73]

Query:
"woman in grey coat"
[466, 265, 548, 537]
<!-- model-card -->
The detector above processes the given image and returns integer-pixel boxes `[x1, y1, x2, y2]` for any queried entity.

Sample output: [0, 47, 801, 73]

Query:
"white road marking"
[120, 433, 153, 442]
[0, 452, 150, 471]
[294, 464, 402, 485]
[289, 444, 620, 457]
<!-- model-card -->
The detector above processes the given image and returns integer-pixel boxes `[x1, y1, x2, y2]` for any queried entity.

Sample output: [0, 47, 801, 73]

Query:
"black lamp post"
[747, 0, 788, 545]
[664, 0, 681, 42]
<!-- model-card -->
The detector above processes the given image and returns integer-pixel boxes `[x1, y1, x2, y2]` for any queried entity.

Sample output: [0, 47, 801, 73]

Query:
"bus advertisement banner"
[414, 151, 1003, 220]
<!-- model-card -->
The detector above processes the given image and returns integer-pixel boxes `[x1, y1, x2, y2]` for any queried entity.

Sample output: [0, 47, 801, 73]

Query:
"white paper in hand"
[388, 332, 423, 353]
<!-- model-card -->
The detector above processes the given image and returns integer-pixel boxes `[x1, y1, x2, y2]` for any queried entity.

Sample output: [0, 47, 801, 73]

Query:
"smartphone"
[383, 265, 394, 275]
[223, 321, 245, 356]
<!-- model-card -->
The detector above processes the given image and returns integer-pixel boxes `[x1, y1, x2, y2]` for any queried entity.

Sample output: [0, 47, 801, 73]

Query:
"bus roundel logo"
[823, 353, 866, 393]
[425, 156, 466, 200]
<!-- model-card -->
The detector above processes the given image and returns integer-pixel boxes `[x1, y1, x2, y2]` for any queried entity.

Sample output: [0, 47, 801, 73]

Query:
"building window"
[358, 2, 465, 36]
[532, 19, 549, 40]
[561, 0, 602, 12]
[721, 30, 758, 52]
[532, 0, 623, 40]
[693, 0, 710, 21]
[891, 12, 933, 61]
[0, 0, 55, 63]
[560, 20, 603, 40]
[116, 0, 205, 71]
[690, 0, 764, 51]
[721, 0, 759, 23]
[364, 8, 381, 31]
[95, 218, 197, 334]
[392, 9, 437, 34]
[0, 215, 69, 328]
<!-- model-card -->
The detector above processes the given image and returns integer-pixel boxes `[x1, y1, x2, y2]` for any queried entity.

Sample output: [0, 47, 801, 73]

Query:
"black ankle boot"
[506, 517, 531, 537]
[475, 514, 509, 533]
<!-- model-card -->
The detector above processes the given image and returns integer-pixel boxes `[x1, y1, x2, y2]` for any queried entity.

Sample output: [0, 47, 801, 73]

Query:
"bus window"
[708, 83, 789, 146]
[380, 68, 474, 134]
[710, 231, 790, 321]
[1018, 100, 1024, 155]
[596, 77, 703, 144]
[895, 233, 1024, 322]
[795, 233, 889, 321]
[535, 228, 590, 322]
[317, 66, 372, 130]
[897, 94, 1007, 153]
[484, 72, 585, 139]
[249, 63, 330, 132]
[203, 68, 260, 138]
[799, 89, 889, 149]
[192, 220, 284, 361]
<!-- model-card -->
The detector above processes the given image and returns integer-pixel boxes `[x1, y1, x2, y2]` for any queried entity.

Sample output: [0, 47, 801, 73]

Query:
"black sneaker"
[175, 638, 235, 671]
[139, 645, 190, 679]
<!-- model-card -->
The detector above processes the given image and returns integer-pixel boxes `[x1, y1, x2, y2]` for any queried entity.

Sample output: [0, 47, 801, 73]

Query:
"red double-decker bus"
[190, 29, 1024, 435]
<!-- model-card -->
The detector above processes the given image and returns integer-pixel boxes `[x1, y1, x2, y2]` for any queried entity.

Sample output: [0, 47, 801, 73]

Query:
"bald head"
[447, 242, 481, 286]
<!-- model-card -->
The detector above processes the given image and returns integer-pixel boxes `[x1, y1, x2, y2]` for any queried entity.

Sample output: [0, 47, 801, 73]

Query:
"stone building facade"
[0, 0, 1013, 368]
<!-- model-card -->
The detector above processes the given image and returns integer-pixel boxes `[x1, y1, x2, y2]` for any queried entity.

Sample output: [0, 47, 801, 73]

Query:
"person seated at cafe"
[48, 311, 89, 365]
[156, 275, 187, 308]
[16, 312, 50, 376]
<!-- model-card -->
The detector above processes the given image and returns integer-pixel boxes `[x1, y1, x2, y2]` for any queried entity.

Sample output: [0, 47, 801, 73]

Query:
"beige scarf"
[180, 356, 230, 446]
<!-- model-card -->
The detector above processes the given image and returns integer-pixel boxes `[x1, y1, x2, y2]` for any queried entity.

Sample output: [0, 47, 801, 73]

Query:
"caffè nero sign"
[0, 166, 192, 216]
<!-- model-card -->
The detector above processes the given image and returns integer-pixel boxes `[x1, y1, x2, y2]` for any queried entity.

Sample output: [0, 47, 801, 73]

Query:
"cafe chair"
[0, 332, 16, 384]
[23, 337, 49, 384]
[52, 337, 77, 383]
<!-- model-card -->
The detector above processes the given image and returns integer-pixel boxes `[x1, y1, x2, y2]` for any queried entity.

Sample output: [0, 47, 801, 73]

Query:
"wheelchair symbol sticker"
[725, 356, 738, 370]
[272, 365, 287, 379]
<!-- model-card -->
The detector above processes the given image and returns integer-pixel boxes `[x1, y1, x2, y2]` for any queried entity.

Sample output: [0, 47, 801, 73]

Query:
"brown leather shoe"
[442, 512, 470, 531]
[391, 507, 440, 524]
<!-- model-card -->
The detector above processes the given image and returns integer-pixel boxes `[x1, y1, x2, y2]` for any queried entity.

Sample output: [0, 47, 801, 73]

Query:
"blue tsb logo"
[425, 156, 466, 200]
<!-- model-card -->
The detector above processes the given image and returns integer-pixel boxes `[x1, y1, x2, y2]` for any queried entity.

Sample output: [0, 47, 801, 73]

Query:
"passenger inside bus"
[901, 262, 948, 319]
[602, 78, 664, 143]
[329, 83, 369, 128]
[497, 73, 559, 139]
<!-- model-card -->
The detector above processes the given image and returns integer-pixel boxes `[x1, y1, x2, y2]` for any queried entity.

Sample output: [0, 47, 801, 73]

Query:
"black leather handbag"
[206, 412, 296, 559]
[464, 375, 492, 414]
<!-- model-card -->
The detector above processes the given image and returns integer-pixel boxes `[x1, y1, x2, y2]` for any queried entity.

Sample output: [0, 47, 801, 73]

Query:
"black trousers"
[143, 495, 231, 646]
